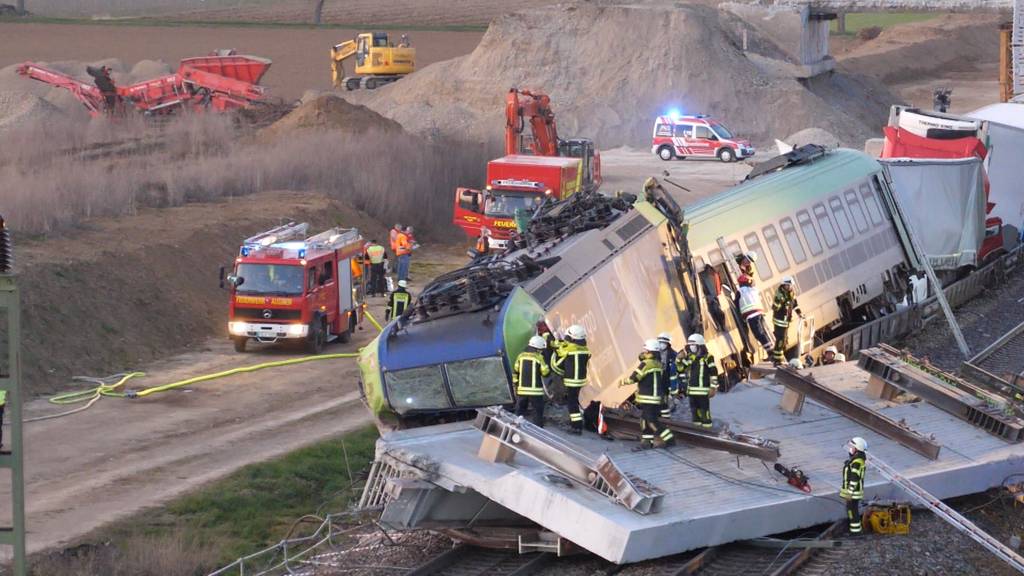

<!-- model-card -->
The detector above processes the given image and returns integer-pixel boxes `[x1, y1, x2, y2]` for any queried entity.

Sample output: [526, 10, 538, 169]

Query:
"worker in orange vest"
[395, 228, 412, 282]
[389, 223, 402, 255]
[475, 228, 491, 257]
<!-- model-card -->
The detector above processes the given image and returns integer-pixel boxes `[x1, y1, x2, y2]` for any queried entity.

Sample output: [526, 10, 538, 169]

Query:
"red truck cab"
[222, 223, 364, 353]
[651, 113, 754, 163]
[454, 155, 582, 248]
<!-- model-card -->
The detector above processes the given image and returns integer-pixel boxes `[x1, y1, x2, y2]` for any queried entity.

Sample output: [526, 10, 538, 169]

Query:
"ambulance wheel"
[306, 320, 326, 354]
[718, 147, 736, 163]
[232, 337, 248, 353]
[657, 146, 676, 161]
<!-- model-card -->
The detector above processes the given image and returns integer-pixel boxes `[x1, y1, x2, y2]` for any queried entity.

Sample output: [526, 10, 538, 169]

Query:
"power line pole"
[0, 216, 26, 576]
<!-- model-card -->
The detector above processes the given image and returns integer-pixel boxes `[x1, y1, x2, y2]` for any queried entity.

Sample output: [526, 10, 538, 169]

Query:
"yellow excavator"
[331, 32, 415, 90]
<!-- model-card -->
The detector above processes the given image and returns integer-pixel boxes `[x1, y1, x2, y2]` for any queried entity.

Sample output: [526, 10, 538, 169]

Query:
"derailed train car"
[359, 147, 924, 428]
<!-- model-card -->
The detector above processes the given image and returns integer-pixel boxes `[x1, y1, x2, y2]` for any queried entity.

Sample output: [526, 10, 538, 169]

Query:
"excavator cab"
[332, 32, 416, 90]
[560, 139, 602, 192]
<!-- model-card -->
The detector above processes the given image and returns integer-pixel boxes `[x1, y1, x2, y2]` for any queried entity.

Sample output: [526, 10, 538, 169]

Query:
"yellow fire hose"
[32, 309, 385, 421]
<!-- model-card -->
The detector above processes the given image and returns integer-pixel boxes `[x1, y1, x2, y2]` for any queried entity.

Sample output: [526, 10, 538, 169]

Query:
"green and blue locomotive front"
[359, 287, 545, 428]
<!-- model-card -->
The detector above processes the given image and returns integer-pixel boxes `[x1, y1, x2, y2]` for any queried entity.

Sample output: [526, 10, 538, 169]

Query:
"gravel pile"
[898, 267, 1024, 370]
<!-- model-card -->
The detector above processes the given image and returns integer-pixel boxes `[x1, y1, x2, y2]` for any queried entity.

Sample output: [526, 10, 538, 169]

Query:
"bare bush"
[858, 26, 883, 41]
[0, 115, 494, 239]
[30, 528, 222, 576]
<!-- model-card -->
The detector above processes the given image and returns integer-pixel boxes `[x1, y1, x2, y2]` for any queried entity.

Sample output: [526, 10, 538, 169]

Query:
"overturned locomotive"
[358, 147, 923, 429]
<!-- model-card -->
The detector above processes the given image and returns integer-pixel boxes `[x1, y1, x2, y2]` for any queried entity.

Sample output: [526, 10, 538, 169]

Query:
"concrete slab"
[373, 362, 1024, 563]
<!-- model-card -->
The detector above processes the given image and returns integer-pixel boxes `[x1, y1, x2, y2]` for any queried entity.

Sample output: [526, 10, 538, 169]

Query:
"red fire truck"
[221, 222, 365, 353]
[453, 154, 582, 248]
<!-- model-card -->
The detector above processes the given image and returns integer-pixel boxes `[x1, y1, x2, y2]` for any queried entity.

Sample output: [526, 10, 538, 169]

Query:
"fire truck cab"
[453, 155, 582, 249]
[222, 222, 364, 354]
[651, 113, 754, 163]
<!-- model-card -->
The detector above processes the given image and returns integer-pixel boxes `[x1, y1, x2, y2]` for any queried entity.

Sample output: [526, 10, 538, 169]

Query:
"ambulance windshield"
[484, 191, 544, 218]
[235, 263, 305, 296]
[711, 123, 735, 139]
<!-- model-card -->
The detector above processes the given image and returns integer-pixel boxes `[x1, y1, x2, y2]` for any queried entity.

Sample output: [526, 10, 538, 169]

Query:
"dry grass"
[0, 113, 494, 239]
[30, 527, 222, 576]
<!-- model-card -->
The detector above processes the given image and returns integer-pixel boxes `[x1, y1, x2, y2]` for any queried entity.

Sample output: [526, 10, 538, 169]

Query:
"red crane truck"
[453, 154, 583, 248]
[221, 222, 365, 354]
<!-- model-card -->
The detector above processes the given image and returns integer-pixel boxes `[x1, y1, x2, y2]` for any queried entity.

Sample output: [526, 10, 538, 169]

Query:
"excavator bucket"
[178, 54, 272, 85]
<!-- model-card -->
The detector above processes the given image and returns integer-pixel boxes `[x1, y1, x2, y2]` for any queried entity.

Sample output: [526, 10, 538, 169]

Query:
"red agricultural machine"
[16, 51, 272, 117]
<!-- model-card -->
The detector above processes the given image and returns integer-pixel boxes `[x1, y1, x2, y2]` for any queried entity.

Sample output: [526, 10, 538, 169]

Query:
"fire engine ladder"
[306, 227, 361, 251]
[870, 455, 1024, 574]
[243, 221, 309, 247]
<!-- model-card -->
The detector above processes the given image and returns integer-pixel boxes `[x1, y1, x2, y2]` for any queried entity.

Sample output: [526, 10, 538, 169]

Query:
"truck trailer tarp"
[880, 157, 986, 270]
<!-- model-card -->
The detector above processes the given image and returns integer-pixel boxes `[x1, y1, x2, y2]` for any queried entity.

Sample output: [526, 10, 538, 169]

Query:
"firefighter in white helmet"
[657, 332, 678, 419]
[677, 333, 718, 428]
[770, 276, 803, 366]
[627, 339, 675, 449]
[512, 335, 551, 427]
[736, 251, 757, 278]
[386, 279, 411, 321]
[552, 324, 591, 434]
[817, 345, 847, 366]
[841, 437, 868, 534]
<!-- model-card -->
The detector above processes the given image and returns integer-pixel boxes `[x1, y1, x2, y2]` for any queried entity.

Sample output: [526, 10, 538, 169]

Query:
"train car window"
[779, 217, 807, 264]
[796, 210, 822, 255]
[708, 249, 723, 266]
[861, 183, 883, 225]
[829, 197, 854, 240]
[743, 233, 773, 279]
[844, 190, 869, 233]
[762, 225, 790, 271]
[813, 204, 839, 248]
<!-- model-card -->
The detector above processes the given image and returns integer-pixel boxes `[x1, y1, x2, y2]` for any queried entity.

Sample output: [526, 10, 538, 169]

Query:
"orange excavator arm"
[505, 88, 559, 157]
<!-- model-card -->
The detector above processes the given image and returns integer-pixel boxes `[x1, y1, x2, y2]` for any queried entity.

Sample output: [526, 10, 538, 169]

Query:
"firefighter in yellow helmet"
[841, 437, 868, 534]
[513, 335, 551, 427]
[677, 333, 718, 428]
[552, 324, 590, 435]
[628, 339, 675, 450]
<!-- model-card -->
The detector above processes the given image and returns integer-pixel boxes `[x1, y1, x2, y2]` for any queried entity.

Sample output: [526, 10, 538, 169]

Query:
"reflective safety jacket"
[840, 452, 866, 500]
[738, 286, 763, 320]
[513, 350, 550, 396]
[475, 235, 490, 255]
[552, 340, 590, 387]
[395, 232, 412, 256]
[660, 345, 679, 392]
[629, 353, 664, 405]
[366, 243, 386, 264]
[772, 287, 800, 328]
[387, 289, 410, 320]
[678, 351, 718, 396]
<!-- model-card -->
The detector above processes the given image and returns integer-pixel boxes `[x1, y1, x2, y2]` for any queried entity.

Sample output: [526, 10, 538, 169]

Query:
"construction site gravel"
[0, 1, 1019, 574]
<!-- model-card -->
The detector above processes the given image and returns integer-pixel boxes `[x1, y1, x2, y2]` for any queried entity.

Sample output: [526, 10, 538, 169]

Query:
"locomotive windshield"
[235, 264, 305, 296]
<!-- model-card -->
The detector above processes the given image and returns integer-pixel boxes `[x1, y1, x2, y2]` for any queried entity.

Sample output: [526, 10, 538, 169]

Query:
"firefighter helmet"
[657, 331, 672, 342]
[781, 276, 794, 285]
[529, 335, 547, 350]
[825, 345, 838, 355]
[788, 357, 803, 369]
[397, 280, 408, 288]
[687, 333, 706, 346]
[849, 437, 868, 452]
[567, 324, 587, 340]
[644, 339, 662, 352]
[744, 251, 758, 263]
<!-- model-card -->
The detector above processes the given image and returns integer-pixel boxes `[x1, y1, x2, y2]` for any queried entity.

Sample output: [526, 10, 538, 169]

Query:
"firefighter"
[817, 345, 847, 366]
[736, 251, 757, 278]
[0, 387, 5, 449]
[657, 332, 678, 419]
[771, 276, 803, 366]
[513, 335, 550, 427]
[386, 279, 411, 321]
[365, 240, 386, 296]
[738, 274, 774, 355]
[394, 227, 412, 282]
[552, 324, 590, 434]
[627, 339, 675, 450]
[475, 228, 491, 258]
[678, 334, 718, 428]
[841, 437, 868, 534]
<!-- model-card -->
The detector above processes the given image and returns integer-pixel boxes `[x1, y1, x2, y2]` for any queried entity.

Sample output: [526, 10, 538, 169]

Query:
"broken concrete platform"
[364, 362, 1024, 564]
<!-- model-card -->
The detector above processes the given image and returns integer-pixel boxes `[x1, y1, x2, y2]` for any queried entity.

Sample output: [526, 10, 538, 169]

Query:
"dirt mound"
[262, 94, 404, 139]
[837, 14, 1000, 84]
[784, 127, 842, 149]
[0, 91, 65, 133]
[363, 3, 898, 148]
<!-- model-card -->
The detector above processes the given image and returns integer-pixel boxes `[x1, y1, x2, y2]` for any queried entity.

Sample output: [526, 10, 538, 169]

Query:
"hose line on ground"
[27, 372, 146, 423]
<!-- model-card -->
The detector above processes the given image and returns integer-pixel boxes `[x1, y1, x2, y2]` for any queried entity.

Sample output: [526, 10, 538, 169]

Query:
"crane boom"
[505, 88, 559, 156]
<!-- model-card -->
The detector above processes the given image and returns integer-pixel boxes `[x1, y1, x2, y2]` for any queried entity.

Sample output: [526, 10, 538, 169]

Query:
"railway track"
[403, 545, 554, 576]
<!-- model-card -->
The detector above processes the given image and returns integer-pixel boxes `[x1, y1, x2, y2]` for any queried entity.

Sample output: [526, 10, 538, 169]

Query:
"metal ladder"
[870, 455, 1024, 574]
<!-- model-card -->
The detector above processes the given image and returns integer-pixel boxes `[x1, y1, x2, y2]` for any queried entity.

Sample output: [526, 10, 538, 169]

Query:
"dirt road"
[0, 23, 483, 100]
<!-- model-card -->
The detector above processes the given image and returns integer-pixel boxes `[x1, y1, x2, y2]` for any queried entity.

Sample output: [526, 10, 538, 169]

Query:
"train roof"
[683, 148, 882, 248]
